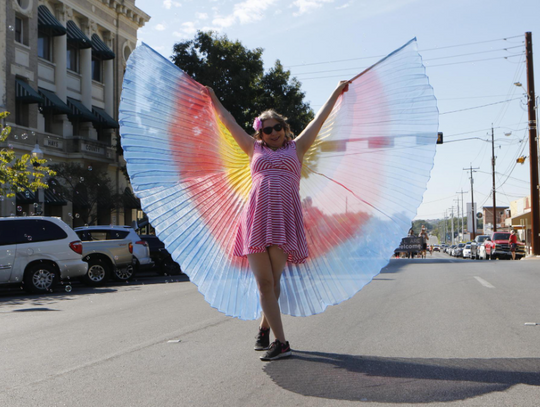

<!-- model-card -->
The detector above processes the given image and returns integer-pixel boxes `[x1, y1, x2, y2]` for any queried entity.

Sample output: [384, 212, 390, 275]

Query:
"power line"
[285, 35, 523, 68]
[439, 98, 521, 115]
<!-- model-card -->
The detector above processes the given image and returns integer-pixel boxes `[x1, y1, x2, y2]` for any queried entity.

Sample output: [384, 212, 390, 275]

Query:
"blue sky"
[134, 0, 539, 221]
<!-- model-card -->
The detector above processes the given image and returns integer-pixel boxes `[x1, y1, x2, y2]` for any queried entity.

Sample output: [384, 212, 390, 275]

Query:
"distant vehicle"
[0, 217, 87, 293]
[433, 245, 440, 252]
[75, 226, 153, 272]
[139, 235, 183, 275]
[471, 235, 490, 260]
[454, 243, 465, 257]
[462, 244, 471, 259]
[484, 232, 526, 260]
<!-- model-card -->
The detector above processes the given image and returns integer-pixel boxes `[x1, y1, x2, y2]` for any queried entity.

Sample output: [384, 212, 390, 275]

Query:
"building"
[0, 0, 150, 227]
[506, 195, 531, 252]
[482, 206, 509, 233]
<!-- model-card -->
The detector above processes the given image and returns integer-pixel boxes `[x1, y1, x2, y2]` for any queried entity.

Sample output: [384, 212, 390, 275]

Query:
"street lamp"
[31, 142, 44, 216]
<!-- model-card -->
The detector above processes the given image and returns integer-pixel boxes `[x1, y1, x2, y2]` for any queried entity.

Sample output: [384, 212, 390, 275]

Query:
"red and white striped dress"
[233, 140, 308, 263]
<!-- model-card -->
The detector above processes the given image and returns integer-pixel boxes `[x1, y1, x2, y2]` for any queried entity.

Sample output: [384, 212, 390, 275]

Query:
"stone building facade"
[0, 0, 150, 227]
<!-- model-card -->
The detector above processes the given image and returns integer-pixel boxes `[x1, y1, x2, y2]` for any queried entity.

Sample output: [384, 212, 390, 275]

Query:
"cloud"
[212, 0, 277, 28]
[163, 0, 182, 9]
[336, 1, 352, 9]
[196, 12, 209, 20]
[155, 23, 167, 31]
[291, 0, 334, 16]
[173, 21, 197, 38]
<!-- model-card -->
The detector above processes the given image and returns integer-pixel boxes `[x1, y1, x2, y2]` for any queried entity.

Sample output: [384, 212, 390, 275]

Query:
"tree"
[0, 112, 54, 199]
[49, 163, 120, 226]
[171, 31, 314, 135]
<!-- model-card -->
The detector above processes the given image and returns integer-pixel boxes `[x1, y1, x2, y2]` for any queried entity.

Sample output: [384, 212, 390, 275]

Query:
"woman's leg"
[248, 247, 288, 343]
[260, 246, 288, 330]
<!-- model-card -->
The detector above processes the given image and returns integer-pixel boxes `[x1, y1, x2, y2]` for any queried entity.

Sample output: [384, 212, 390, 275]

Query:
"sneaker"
[254, 327, 270, 351]
[260, 340, 292, 361]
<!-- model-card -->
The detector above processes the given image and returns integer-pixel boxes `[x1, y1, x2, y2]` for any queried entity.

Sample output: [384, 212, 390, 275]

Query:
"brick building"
[482, 206, 510, 233]
[0, 0, 150, 226]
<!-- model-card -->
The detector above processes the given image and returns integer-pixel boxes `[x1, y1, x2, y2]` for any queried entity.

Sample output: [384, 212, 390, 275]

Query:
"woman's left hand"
[336, 80, 351, 94]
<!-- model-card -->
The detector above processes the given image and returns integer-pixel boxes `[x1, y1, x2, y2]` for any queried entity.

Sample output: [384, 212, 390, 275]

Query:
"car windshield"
[477, 236, 489, 243]
[458, 243, 465, 247]
[465, 245, 471, 249]
[493, 233, 510, 240]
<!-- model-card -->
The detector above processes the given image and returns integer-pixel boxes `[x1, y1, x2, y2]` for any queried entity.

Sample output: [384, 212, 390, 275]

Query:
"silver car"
[75, 225, 153, 272]
[0, 217, 87, 293]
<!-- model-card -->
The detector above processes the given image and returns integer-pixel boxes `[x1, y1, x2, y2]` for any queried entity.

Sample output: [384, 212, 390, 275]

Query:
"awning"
[91, 34, 115, 60]
[67, 97, 97, 122]
[38, 5, 66, 37]
[511, 211, 531, 227]
[16, 79, 44, 104]
[123, 187, 141, 209]
[66, 21, 91, 48]
[16, 190, 37, 205]
[38, 88, 71, 115]
[44, 189, 67, 206]
[92, 106, 118, 128]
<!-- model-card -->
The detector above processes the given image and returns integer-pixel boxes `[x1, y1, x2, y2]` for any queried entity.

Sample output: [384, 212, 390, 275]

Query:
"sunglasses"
[262, 124, 283, 135]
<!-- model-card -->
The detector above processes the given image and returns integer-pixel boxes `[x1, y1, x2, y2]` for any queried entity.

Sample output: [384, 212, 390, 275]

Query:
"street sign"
[476, 212, 483, 219]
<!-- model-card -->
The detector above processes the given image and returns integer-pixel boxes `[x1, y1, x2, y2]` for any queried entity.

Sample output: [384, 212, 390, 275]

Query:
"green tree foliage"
[49, 162, 120, 226]
[0, 112, 54, 199]
[171, 31, 314, 136]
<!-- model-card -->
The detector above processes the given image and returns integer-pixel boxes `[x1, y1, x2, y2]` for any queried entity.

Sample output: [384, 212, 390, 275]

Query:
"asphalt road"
[1, 254, 540, 407]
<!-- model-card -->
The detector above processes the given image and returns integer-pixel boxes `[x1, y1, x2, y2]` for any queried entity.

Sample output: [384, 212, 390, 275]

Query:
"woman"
[205, 80, 350, 361]
[509, 230, 518, 260]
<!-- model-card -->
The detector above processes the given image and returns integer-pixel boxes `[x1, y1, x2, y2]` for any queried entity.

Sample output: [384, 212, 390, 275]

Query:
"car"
[462, 244, 471, 259]
[0, 217, 87, 293]
[139, 235, 183, 275]
[433, 245, 440, 252]
[470, 235, 490, 260]
[484, 232, 526, 260]
[75, 226, 153, 272]
[453, 243, 465, 257]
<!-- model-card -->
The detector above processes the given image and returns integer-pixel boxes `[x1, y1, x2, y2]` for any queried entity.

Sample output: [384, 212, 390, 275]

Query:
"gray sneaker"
[260, 340, 292, 361]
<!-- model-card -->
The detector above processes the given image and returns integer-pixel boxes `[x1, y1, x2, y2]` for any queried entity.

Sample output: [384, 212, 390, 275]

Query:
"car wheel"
[24, 263, 58, 294]
[83, 257, 111, 286]
[113, 264, 135, 281]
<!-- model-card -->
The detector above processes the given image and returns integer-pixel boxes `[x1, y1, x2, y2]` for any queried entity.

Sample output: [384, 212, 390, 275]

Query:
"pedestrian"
[419, 225, 428, 258]
[509, 230, 518, 260]
[205, 80, 351, 361]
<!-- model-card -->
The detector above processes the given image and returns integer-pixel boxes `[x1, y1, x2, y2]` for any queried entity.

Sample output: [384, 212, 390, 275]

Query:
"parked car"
[462, 244, 471, 259]
[75, 226, 153, 272]
[139, 235, 183, 275]
[0, 217, 87, 293]
[453, 243, 465, 257]
[484, 232, 526, 260]
[470, 235, 490, 260]
[76, 235, 135, 285]
[433, 245, 440, 252]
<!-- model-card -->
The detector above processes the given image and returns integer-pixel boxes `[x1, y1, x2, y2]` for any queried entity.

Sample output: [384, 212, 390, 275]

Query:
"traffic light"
[436, 132, 443, 144]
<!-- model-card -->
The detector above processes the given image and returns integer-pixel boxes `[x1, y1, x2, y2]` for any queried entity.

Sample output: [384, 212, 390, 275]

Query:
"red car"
[484, 232, 526, 260]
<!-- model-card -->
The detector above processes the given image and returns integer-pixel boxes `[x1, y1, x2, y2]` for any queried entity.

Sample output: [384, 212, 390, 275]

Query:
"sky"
[133, 0, 540, 222]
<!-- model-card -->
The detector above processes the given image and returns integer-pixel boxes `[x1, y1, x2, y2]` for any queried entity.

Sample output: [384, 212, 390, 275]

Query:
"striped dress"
[233, 140, 308, 263]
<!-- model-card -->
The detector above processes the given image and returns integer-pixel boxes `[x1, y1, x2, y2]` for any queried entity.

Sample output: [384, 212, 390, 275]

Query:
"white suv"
[0, 217, 88, 293]
[74, 225, 153, 272]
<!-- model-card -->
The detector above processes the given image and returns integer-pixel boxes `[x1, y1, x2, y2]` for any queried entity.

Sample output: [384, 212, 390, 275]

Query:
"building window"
[92, 56, 102, 82]
[15, 17, 24, 44]
[15, 100, 29, 127]
[67, 43, 79, 72]
[38, 32, 52, 61]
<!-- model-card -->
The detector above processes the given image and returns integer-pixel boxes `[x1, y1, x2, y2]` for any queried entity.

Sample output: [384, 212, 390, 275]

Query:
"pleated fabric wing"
[119, 39, 438, 320]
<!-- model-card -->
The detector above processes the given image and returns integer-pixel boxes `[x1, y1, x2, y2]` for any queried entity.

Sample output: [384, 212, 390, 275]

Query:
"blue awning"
[16, 79, 44, 104]
[38, 88, 71, 115]
[91, 34, 115, 60]
[92, 106, 118, 128]
[66, 97, 96, 122]
[38, 5, 66, 37]
[66, 21, 91, 48]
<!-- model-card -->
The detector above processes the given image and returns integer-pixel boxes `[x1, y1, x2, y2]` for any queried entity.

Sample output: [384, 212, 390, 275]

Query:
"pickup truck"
[470, 234, 490, 260]
[484, 232, 526, 260]
[78, 236, 135, 286]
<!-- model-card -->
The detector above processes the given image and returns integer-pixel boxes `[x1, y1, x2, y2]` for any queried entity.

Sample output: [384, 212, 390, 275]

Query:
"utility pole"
[456, 189, 468, 238]
[491, 125, 497, 231]
[525, 32, 540, 255]
[463, 166, 479, 239]
[451, 206, 455, 244]
[454, 198, 461, 241]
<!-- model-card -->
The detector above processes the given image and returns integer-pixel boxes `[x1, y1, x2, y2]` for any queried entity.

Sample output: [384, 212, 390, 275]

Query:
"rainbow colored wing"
[119, 39, 438, 320]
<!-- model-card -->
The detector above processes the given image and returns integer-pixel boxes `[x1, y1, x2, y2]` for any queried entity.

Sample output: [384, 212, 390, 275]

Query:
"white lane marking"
[474, 276, 495, 288]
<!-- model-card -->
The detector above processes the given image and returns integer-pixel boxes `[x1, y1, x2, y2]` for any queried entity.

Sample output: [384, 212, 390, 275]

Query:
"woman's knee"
[256, 277, 275, 295]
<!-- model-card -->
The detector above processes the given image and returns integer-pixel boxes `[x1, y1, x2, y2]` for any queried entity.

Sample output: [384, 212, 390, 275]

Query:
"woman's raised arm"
[205, 87, 255, 157]
[295, 80, 350, 160]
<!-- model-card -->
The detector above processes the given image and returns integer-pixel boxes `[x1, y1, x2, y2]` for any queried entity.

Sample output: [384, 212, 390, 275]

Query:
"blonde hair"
[253, 110, 294, 141]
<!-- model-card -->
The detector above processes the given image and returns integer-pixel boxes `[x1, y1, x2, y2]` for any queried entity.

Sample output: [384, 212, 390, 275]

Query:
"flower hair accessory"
[252, 117, 262, 132]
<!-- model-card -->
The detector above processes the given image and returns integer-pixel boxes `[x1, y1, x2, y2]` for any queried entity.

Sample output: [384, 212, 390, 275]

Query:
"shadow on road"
[381, 257, 479, 274]
[263, 351, 540, 403]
